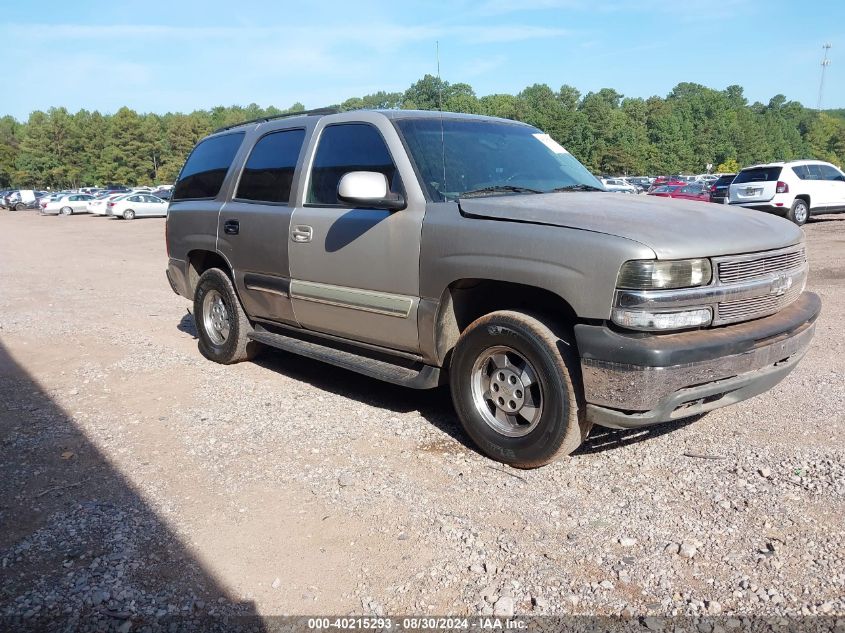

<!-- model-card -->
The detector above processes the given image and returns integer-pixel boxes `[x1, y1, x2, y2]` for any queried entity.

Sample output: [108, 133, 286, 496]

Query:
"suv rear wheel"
[193, 268, 260, 364]
[788, 199, 809, 226]
[449, 310, 589, 468]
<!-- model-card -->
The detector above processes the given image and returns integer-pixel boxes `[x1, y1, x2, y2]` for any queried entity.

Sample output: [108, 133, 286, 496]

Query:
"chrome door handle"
[291, 225, 313, 243]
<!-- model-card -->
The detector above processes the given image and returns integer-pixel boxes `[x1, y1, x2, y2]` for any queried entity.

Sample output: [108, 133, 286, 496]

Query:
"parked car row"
[634, 160, 845, 224]
[41, 191, 169, 219]
[0, 189, 50, 210]
[598, 174, 719, 195]
[1, 185, 173, 220]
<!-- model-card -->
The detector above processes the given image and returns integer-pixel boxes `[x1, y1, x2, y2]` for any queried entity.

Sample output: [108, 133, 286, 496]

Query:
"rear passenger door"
[72, 195, 93, 212]
[136, 195, 155, 216]
[217, 126, 308, 325]
[803, 164, 829, 209]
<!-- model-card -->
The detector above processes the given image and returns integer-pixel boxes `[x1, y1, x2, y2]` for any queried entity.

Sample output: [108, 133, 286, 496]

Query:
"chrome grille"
[717, 248, 806, 284]
[716, 282, 803, 324]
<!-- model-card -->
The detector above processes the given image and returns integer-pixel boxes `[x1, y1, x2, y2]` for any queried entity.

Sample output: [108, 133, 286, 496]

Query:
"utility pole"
[817, 43, 832, 110]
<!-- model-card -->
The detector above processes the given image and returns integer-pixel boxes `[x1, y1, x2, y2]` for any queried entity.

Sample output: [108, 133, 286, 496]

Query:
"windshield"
[394, 118, 602, 201]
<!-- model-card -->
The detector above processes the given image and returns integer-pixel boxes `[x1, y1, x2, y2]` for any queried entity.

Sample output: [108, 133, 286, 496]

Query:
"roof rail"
[213, 107, 339, 133]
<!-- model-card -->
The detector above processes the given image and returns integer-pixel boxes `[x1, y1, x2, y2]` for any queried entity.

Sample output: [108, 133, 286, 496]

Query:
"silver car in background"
[108, 193, 168, 220]
[41, 193, 96, 215]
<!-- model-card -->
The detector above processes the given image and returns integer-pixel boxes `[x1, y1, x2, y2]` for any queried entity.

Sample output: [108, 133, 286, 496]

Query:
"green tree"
[0, 115, 20, 187]
[4, 76, 844, 187]
[716, 158, 740, 173]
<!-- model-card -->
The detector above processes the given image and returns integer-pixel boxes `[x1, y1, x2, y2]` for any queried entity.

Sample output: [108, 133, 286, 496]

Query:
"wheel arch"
[427, 278, 580, 366]
[186, 249, 234, 295]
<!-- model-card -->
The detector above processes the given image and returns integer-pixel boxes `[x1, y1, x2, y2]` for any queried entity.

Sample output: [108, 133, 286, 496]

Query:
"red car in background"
[647, 176, 688, 192]
[648, 183, 711, 202]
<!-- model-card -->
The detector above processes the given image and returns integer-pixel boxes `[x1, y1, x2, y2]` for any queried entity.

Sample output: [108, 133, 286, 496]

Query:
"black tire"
[123, 209, 135, 220]
[787, 198, 809, 226]
[15, 202, 26, 211]
[61, 206, 73, 216]
[193, 268, 260, 364]
[449, 310, 590, 468]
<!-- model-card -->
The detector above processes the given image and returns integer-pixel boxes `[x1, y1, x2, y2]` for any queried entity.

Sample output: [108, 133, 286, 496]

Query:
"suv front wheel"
[449, 310, 590, 468]
[193, 268, 260, 364]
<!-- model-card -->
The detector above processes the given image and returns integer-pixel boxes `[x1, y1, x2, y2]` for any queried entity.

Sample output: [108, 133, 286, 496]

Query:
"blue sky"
[1, 0, 843, 120]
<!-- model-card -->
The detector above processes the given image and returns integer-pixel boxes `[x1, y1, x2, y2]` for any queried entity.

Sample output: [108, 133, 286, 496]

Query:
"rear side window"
[307, 124, 400, 205]
[172, 133, 244, 201]
[733, 167, 782, 184]
[793, 164, 824, 180]
[792, 165, 810, 180]
[236, 128, 306, 203]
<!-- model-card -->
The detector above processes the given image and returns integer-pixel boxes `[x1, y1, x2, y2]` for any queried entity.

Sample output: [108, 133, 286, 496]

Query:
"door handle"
[223, 219, 239, 235]
[291, 225, 313, 243]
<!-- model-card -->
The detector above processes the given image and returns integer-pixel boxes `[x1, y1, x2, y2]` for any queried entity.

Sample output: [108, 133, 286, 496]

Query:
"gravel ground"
[0, 209, 843, 631]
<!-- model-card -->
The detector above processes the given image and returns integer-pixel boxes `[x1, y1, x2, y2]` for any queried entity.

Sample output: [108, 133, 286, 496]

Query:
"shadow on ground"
[575, 417, 700, 455]
[0, 341, 264, 632]
[211, 317, 700, 461]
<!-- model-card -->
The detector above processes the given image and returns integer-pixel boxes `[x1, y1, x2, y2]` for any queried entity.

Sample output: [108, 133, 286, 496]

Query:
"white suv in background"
[729, 160, 845, 225]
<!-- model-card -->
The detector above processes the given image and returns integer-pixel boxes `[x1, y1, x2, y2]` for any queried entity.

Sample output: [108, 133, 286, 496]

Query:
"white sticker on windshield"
[532, 133, 569, 154]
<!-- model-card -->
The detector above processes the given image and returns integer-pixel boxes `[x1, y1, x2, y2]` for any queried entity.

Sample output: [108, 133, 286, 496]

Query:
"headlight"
[617, 258, 712, 290]
[612, 307, 712, 331]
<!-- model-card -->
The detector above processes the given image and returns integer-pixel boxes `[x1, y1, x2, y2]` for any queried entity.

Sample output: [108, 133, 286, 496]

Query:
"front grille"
[716, 282, 803, 324]
[717, 248, 806, 284]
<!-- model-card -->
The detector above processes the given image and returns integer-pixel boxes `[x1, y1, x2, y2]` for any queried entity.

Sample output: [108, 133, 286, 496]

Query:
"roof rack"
[213, 107, 339, 133]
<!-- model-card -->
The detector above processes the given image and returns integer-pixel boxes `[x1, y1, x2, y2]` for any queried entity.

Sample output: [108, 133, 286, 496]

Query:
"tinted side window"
[172, 133, 244, 201]
[820, 165, 845, 181]
[805, 164, 824, 180]
[307, 124, 400, 205]
[792, 165, 810, 180]
[236, 129, 306, 203]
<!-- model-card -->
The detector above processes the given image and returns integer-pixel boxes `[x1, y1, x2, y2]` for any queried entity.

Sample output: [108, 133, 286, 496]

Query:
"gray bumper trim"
[585, 347, 807, 429]
[581, 319, 815, 413]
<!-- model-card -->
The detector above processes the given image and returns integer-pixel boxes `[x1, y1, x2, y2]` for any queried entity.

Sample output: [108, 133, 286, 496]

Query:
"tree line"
[1, 75, 844, 189]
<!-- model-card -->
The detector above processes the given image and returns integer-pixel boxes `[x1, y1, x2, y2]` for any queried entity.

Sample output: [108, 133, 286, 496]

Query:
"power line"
[817, 43, 832, 110]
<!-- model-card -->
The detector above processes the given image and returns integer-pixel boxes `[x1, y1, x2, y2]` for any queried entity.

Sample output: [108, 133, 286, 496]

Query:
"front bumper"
[575, 292, 821, 429]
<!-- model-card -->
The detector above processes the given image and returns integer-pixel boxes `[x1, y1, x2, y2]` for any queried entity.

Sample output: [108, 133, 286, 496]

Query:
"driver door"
[288, 119, 425, 353]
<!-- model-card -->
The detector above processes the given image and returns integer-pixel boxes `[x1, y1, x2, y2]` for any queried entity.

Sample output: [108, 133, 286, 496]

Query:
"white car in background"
[728, 159, 845, 225]
[88, 193, 127, 215]
[107, 193, 168, 220]
[41, 193, 96, 215]
[601, 178, 638, 194]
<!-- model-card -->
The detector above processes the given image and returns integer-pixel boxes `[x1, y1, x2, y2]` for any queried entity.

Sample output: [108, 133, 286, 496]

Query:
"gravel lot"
[0, 209, 843, 630]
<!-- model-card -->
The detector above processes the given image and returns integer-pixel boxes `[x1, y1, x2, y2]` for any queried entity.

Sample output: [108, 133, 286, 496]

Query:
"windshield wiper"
[548, 184, 604, 192]
[460, 185, 543, 198]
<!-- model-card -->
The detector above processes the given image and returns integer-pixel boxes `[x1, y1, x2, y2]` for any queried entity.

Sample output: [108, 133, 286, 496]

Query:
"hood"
[458, 192, 803, 259]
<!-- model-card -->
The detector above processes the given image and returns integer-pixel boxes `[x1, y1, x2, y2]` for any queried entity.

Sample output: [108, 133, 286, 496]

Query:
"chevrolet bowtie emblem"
[770, 274, 792, 297]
